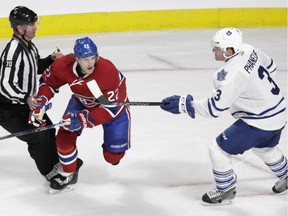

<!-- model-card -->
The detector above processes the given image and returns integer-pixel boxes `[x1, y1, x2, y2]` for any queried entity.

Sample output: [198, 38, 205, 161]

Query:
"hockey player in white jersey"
[160, 27, 287, 205]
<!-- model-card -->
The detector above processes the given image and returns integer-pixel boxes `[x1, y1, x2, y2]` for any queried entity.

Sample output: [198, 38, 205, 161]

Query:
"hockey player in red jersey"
[29, 37, 131, 193]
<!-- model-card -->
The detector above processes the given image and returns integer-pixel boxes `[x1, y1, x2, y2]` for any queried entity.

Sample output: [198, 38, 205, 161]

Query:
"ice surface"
[0, 28, 287, 216]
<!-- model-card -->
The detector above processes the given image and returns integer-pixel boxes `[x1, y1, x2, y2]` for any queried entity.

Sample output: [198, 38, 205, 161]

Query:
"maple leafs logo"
[217, 69, 228, 81]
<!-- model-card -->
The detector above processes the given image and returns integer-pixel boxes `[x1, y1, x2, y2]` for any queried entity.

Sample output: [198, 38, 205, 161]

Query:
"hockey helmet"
[211, 27, 243, 54]
[74, 37, 98, 58]
[9, 6, 38, 28]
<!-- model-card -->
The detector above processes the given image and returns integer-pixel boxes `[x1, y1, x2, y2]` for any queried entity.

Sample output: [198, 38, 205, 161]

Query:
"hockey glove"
[61, 109, 95, 132]
[160, 94, 195, 118]
[28, 96, 52, 127]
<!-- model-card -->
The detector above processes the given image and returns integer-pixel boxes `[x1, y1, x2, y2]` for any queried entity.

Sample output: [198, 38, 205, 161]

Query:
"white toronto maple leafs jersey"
[192, 43, 287, 130]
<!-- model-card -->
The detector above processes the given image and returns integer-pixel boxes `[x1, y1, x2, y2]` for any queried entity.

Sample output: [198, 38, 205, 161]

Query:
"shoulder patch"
[217, 69, 228, 81]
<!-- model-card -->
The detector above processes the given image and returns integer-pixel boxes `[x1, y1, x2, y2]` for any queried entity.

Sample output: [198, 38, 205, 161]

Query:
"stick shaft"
[87, 80, 165, 106]
[110, 101, 164, 106]
[0, 122, 64, 141]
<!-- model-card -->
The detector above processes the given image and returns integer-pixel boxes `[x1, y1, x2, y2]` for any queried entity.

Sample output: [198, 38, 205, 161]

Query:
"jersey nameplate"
[244, 50, 258, 73]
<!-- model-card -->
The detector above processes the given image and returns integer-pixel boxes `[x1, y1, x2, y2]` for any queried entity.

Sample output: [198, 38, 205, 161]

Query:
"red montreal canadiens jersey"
[38, 54, 128, 125]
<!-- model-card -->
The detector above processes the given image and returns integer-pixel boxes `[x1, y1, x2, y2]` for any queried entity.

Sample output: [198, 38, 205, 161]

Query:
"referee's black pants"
[0, 104, 59, 176]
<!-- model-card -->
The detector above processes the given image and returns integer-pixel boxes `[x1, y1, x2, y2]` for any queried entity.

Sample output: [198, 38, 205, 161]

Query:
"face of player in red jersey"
[76, 55, 98, 75]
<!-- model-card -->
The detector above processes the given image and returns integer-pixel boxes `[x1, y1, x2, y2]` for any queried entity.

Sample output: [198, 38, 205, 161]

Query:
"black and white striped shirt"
[0, 34, 53, 105]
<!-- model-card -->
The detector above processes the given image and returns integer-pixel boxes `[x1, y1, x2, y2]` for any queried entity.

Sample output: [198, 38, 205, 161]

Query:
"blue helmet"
[74, 37, 98, 58]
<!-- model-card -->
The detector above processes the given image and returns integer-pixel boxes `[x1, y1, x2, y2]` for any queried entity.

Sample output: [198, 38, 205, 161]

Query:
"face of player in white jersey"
[212, 47, 234, 61]
[76, 55, 99, 75]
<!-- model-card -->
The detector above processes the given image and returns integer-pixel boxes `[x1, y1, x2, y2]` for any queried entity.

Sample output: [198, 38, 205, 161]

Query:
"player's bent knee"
[209, 140, 229, 158]
[209, 140, 232, 169]
[252, 146, 282, 163]
[103, 150, 125, 165]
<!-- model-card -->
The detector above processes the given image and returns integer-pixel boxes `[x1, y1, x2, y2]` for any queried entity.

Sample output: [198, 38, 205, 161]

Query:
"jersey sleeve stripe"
[267, 58, 274, 69]
[208, 98, 219, 118]
[211, 97, 230, 112]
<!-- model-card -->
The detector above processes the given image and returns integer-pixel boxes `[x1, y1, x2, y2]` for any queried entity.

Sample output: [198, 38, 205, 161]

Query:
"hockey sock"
[103, 150, 125, 165]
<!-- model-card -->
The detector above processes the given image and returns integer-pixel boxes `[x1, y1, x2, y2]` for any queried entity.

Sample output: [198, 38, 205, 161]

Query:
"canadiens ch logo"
[74, 93, 97, 108]
[217, 69, 228, 81]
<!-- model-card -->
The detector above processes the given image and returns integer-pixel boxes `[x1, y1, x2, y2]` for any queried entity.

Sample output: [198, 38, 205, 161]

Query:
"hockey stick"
[97, 95, 164, 106]
[0, 122, 65, 141]
[87, 80, 166, 106]
[106, 101, 164, 106]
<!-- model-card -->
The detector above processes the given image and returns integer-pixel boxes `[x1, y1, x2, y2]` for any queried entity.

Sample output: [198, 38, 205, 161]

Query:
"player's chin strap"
[17, 24, 31, 44]
[222, 48, 242, 61]
[86, 80, 166, 106]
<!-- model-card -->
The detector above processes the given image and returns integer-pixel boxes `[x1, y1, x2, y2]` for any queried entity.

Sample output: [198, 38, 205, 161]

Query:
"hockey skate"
[202, 187, 236, 205]
[272, 176, 287, 194]
[49, 158, 83, 194]
[45, 162, 60, 182]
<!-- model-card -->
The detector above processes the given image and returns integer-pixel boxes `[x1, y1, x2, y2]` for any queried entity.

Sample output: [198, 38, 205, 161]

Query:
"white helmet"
[211, 27, 243, 55]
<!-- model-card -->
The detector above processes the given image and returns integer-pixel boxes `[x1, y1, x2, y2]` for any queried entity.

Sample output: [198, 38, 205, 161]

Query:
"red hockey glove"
[28, 96, 52, 127]
[61, 110, 95, 132]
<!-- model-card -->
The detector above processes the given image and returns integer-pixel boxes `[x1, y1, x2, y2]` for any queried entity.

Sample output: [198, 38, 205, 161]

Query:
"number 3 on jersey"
[258, 66, 280, 95]
[214, 89, 222, 101]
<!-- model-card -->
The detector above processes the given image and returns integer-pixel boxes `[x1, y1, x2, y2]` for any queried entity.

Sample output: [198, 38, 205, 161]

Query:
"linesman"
[0, 6, 63, 181]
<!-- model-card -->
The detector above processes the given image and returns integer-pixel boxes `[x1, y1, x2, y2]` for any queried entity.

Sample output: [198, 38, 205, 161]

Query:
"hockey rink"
[0, 27, 287, 216]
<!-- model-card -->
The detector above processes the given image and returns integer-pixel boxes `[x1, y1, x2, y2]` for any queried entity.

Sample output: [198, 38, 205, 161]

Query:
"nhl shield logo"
[217, 69, 228, 81]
